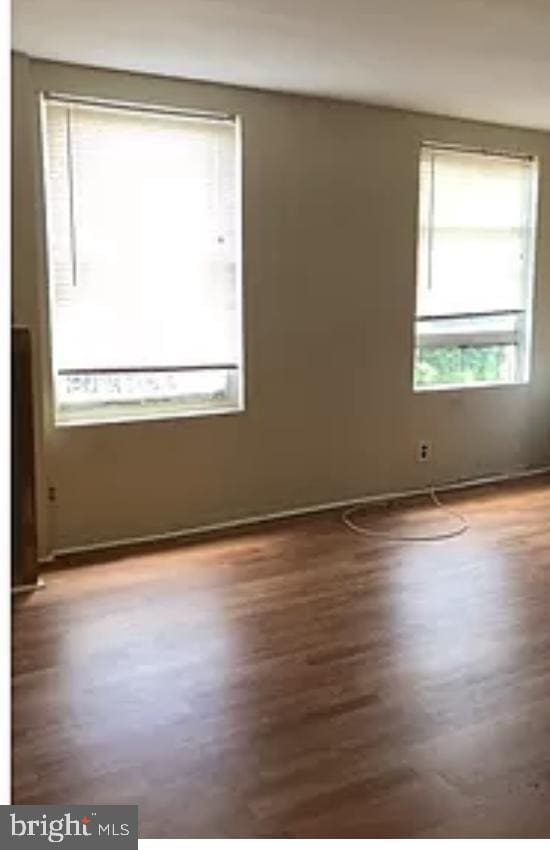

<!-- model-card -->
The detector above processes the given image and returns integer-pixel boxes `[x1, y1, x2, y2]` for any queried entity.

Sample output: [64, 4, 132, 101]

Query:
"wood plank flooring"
[12, 476, 550, 837]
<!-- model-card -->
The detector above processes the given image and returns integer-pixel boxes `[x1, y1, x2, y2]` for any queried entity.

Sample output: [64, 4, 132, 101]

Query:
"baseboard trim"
[42, 463, 550, 566]
[12, 576, 46, 594]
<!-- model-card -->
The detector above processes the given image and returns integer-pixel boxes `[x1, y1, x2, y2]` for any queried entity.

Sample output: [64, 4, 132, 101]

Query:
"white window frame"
[413, 142, 539, 393]
[39, 93, 245, 427]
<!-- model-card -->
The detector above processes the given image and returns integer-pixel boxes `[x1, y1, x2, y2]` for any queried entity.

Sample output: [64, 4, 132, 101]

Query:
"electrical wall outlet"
[418, 440, 431, 462]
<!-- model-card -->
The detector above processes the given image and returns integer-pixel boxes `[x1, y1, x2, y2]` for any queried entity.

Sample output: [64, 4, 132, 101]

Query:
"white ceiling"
[12, 0, 550, 131]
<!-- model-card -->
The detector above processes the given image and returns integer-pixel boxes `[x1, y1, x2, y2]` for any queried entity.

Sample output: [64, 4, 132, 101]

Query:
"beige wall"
[12, 52, 550, 557]
[12, 53, 52, 557]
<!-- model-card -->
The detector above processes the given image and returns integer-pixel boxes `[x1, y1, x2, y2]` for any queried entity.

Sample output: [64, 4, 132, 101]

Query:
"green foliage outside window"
[414, 345, 514, 388]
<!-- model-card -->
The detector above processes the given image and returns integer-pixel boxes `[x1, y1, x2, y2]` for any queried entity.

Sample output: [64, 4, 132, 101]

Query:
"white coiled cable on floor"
[342, 488, 469, 542]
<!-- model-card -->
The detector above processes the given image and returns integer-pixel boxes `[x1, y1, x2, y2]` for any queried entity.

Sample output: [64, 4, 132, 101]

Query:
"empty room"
[8, 0, 550, 841]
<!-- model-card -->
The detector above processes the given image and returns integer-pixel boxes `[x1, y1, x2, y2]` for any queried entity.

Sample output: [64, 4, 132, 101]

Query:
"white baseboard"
[12, 576, 46, 594]
[43, 463, 550, 563]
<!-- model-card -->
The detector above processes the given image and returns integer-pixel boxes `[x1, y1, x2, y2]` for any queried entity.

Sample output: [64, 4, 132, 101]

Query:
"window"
[414, 144, 538, 390]
[41, 95, 242, 424]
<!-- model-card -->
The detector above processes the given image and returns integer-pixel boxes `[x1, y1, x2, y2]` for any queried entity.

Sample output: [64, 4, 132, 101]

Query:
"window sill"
[54, 402, 245, 429]
[413, 379, 530, 394]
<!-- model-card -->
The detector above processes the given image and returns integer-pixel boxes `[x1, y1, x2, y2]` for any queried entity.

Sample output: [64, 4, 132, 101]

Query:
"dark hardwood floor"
[12, 475, 550, 837]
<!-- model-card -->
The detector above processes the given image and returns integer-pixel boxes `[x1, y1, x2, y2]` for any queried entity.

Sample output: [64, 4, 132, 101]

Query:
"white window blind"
[414, 144, 538, 389]
[42, 96, 242, 423]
